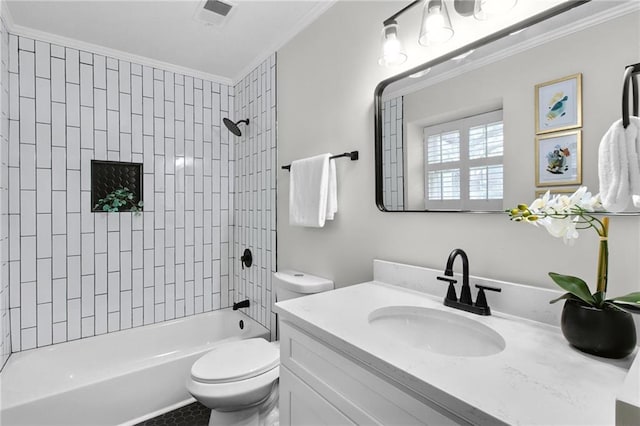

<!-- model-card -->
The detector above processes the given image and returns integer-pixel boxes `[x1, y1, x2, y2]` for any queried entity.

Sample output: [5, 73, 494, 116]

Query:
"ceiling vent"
[203, 0, 233, 17]
[194, 0, 236, 26]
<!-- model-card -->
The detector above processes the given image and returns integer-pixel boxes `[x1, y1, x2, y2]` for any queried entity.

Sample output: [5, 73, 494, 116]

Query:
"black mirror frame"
[374, 0, 591, 213]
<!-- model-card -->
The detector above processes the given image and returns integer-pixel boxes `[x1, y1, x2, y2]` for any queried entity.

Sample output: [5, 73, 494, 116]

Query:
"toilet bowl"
[186, 338, 280, 425]
[186, 270, 334, 426]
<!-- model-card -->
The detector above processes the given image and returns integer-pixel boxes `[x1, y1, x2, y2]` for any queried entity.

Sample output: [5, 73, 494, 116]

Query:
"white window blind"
[423, 110, 503, 210]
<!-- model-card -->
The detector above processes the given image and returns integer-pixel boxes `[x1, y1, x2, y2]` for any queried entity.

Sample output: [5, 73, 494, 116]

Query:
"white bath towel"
[598, 117, 640, 212]
[289, 153, 337, 227]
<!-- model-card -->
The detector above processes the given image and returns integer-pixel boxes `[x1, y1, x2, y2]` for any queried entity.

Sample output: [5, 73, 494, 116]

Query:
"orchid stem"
[596, 217, 609, 294]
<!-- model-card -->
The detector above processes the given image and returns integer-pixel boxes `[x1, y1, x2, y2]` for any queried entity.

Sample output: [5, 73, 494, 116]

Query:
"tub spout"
[233, 299, 250, 310]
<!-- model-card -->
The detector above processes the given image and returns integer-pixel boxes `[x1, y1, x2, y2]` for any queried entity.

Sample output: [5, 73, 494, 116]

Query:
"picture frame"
[535, 73, 582, 134]
[535, 130, 582, 187]
[535, 187, 578, 199]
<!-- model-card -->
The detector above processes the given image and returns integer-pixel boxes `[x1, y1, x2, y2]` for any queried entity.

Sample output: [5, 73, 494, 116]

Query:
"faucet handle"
[474, 284, 501, 309]
[437, 276, 458, 302]
[436, 276, 457, 284]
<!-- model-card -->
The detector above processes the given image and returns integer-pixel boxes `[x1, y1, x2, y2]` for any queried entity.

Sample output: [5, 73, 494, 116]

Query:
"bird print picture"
[545, 144, 571, 174]
[535, 74, 582, 134]
[535, 130, 582, 187]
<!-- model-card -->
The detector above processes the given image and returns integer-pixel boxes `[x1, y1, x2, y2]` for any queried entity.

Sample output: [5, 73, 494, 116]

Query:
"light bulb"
[378, 21, 407, 67]
[426, 11, 445, 29]
[419, 0, 454, 46]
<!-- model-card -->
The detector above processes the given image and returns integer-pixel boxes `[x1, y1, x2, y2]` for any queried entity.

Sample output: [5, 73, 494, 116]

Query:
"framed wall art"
[535, 73, 582, 134]
[535, 130, 582, 187]
[535, 187, 578, 199]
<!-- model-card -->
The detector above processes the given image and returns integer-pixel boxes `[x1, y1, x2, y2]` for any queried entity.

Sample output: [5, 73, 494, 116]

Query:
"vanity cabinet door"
[279, 320, 466, 425]
[280, 366, 356, 426]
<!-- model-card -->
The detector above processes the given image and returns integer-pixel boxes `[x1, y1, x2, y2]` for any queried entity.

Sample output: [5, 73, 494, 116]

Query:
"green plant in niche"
[95, 187, 143, 214]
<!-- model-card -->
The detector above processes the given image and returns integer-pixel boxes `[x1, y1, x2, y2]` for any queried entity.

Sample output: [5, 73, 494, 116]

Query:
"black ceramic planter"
[561, 298, 637, 359]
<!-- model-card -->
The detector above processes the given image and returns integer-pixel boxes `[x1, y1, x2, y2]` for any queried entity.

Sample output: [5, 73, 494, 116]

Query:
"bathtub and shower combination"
[0, 309, 269, 426]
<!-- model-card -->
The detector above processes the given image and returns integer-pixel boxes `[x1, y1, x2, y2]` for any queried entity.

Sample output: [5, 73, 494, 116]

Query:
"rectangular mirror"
[374, 0, 640, 213]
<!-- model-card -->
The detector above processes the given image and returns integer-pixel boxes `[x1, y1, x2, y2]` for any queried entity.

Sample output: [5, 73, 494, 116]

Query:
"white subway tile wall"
[382, 97, 404, 210]
[3, 33, 273, 352]
[1, 17, 11, 369]
[233, 54, 277, 336]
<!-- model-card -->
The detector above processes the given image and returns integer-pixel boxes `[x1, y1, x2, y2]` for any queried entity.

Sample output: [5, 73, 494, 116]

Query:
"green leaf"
[548, 272, 596, 306]
[607, 301, 640, 314]
[593, 291, 606, 308]
[549, 292, 573, 304]
[606, 292, 640, 314]
[610, 292, 640, 303]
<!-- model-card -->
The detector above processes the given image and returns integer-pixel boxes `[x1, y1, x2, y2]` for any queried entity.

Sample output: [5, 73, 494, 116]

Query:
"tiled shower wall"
[6, 33, 239, 351]
[232, 54, 277, 335]
[1, 16, 10, 369]
[382, 97, 404, 210]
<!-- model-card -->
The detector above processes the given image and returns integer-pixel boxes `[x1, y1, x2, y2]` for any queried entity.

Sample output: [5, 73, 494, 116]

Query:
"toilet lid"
[191, 338, 279, 384]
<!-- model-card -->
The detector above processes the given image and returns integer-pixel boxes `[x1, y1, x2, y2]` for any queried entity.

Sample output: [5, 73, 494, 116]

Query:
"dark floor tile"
[136, 402, 210, 426]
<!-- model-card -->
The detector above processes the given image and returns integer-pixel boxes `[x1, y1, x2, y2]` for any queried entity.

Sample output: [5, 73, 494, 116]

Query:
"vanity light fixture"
[418, 0, 454, 46]
[378, 0, 518, 67]
[474, 0, 518, 20]
[379, 19, 408, 67]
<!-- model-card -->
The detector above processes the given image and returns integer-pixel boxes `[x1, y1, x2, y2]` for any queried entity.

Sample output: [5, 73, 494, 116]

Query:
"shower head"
[223, 118, 250, 137]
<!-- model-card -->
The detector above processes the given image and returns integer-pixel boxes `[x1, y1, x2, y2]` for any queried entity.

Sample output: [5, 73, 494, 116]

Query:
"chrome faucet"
[437, 248, 501, 316]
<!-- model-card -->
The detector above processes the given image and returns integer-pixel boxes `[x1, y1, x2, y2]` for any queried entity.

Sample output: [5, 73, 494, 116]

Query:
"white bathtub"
[0, 309, 269, 426]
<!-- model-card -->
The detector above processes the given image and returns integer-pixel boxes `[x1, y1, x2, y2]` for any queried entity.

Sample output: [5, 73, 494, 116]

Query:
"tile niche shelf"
[91, 160, 143, 213]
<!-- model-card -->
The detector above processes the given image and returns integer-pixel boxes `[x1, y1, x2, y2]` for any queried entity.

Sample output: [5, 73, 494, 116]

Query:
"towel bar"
[622, 63, 640, 129]
[282, 151, 359, 171]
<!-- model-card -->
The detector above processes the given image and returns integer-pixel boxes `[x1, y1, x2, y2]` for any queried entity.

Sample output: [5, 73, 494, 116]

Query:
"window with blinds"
[423, 110, 503, 210]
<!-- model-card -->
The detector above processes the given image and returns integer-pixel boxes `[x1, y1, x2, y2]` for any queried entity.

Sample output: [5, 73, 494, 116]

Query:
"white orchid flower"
[508, 187, 604, 246]
[507, 186, 631, 304]
[530, 190, 550, 210]
[538, 216, 579, 244]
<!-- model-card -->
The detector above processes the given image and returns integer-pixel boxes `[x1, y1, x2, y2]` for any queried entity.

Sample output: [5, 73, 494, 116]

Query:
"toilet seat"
[186, 338, 280, 411]
[191, 338, 279, 384]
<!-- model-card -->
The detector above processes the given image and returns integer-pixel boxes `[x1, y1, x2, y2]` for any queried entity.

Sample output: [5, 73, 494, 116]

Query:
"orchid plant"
[507, 187, 640, 313]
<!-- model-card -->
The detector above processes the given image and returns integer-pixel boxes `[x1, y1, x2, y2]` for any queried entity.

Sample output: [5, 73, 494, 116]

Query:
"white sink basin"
[368, 306, 506, 357]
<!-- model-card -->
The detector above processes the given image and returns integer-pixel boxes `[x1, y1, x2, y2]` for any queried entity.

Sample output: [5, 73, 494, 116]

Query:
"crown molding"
[2, 8, 232, 86]
[383, 0, 640, 101]
[1, 0, 336, 86]
[231, 0, 337, 84]
[0, 0, 14, 30]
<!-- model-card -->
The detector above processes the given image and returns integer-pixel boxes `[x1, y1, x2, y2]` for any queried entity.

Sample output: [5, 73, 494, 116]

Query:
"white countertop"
[275, 276, 636, 425]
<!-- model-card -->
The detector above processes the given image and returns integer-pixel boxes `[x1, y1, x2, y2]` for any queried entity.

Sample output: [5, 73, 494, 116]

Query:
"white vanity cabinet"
[274, 263, 637, 425]
[278, 320, 468, 426]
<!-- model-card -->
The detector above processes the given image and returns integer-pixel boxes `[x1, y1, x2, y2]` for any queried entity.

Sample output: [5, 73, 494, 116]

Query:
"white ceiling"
[4, 0, 336, 83]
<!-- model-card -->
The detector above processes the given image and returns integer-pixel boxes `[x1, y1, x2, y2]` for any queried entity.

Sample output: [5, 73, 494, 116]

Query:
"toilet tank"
[273, 270, 334, 302]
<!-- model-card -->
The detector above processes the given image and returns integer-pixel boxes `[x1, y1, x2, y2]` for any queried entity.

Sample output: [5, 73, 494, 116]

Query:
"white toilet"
[186, 270, 334, 426]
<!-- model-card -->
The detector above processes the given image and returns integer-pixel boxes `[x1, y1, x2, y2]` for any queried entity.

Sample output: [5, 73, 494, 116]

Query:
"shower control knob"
[241, 249, 252, 269]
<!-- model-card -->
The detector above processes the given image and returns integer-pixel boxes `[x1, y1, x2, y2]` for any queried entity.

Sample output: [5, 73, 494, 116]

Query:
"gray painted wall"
[276, 1, 640, 299]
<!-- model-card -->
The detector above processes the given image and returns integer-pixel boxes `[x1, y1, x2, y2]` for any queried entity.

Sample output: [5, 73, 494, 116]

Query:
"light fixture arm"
[383, 0, 423, 26]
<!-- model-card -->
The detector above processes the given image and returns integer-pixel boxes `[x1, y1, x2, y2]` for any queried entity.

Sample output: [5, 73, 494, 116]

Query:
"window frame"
[423, 109, 504, 210]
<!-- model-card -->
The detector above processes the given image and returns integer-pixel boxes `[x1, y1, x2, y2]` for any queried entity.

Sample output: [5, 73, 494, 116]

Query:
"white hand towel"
[289, 154, 332, 227]
[627, 117, 640, 208]
[598, 117, 640, 212]
[325, 159, 338, 221]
